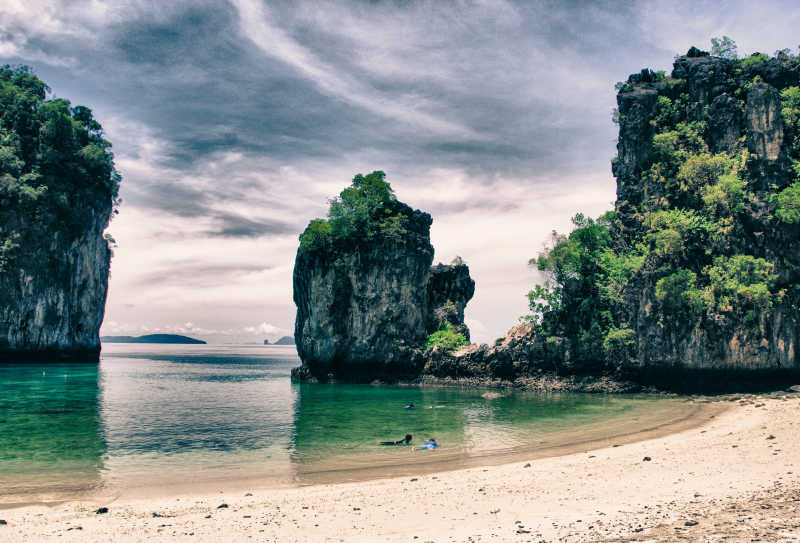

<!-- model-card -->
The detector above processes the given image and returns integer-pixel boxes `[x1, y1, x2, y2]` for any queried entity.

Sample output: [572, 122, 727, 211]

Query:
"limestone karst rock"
[0, 67, 119, 361]
[292, 191, 474, 382]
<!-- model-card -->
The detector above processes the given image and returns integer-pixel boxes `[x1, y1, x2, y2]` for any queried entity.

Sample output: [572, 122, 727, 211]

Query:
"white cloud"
[243, 322, 288, 338]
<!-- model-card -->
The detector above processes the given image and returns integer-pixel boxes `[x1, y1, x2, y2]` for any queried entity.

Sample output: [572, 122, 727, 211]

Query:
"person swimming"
[404, 403, 415, 409]
[380, 434, 412, 446]
[417, 437, 438, 451]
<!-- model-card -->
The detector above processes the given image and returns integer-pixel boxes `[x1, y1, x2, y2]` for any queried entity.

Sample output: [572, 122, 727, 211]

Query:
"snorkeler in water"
[380, 434, 413, 446]
[415, 437, 438, 451]
[404, 403, 415, 409]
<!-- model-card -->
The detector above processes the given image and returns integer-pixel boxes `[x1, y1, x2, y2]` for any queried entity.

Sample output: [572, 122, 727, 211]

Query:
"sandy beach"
[2, 393, 799, 542]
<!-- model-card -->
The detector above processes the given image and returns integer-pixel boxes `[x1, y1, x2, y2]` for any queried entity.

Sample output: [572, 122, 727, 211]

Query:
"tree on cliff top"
[0, 65, 120, 268]
[299, 171, 410, 249]
[710, 36, 738, 59]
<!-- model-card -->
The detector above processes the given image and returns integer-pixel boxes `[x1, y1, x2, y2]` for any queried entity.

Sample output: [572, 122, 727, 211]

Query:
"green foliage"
[298, 171, 411, 250]
[739, 52, 769, 70]
[710, 36, 738, 59]
[0, 65, 120, 242]
[597, 249, 645, 304]
[705, 255, 776, 322]
[602, 326, 636, 364]
[0, 236, 20, 272]
[652, 121, 707, 160]
[424, 322, 468, 351]
[525, 212, 619, 362]
[775, 182, 800, 223]
[299, 219, 332, 249]
[781, 86, 800, 162]
[644, 209, 718, 259]
[655, 269, 709, 318]
[702, 171, 747, 217]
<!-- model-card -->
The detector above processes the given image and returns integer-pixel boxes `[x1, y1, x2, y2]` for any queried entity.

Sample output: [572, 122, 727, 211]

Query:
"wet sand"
[1, 393, 798, 541]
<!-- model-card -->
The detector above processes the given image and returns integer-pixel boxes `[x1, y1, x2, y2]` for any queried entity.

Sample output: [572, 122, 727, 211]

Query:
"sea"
[0, 344, 695, 504]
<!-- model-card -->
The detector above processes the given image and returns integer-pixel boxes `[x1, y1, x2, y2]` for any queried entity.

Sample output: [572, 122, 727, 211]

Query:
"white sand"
[2, 394, 799, 542]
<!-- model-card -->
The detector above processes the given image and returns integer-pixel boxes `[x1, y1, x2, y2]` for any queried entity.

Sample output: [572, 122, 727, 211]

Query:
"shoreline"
[0, 394, 711, 508]
[6, 394, 799, 540]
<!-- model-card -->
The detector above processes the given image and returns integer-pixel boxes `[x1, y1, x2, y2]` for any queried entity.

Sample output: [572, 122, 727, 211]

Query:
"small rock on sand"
[0, 520, 7, 525]
[642, 457, 652, 462]
[95, 507, 108, 514]
[217, 504, 228, 509]
[684, 520, 699, 526]
[523, 463, 531, 468]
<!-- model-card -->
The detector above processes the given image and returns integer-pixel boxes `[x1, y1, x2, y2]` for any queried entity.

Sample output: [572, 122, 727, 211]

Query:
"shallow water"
[0, 344, 693, 503]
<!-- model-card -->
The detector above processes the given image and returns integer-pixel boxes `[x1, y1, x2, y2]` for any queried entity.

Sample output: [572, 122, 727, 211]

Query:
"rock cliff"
[425, 46, 800, 391]
[0, 67, 119, 361]
[292, 172, 474, 381]
[612, 48, 800, 383]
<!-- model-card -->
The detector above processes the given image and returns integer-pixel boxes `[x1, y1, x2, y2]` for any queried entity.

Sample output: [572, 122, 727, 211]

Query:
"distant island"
[101, 334, 206, 344]
[265, 336, 295, 345]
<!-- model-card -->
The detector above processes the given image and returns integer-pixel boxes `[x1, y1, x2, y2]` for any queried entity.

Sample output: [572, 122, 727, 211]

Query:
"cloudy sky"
[2, 1, 799, 344]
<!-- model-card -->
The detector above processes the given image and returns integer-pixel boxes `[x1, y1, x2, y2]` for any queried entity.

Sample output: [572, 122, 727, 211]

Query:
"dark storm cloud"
[2, 0, 658, 186]
[123, 175, 296, 238]
[132, 260, 272, 288]
[208, 212, 295, 238]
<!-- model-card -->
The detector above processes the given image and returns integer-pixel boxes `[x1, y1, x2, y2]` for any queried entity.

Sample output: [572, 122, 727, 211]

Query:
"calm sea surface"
[0, 344, 690, 503]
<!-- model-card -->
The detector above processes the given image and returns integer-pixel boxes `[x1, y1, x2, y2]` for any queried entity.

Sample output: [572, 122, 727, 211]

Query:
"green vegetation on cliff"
[424, 322, 469, 351]
[526, 43, 800, 371]
[0, 65, 120, 271]
[299, 171, 411, 250]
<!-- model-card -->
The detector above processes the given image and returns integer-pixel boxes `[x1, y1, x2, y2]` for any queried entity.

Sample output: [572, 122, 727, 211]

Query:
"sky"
[2, 0, 799, 344]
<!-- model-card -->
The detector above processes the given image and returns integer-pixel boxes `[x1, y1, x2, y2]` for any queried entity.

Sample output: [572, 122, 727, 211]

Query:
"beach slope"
[2, 395, 798, 542]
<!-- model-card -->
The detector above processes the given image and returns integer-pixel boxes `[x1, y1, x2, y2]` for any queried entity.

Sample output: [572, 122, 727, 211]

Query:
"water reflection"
[0, 361, 105, 501]
[0, 345, 681, 499]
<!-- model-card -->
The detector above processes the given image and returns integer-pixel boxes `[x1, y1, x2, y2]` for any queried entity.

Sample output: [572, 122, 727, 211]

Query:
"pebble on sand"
[95, 507, 109, 514]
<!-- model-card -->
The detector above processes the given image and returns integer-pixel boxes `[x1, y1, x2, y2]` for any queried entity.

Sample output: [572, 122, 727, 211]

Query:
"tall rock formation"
[612, 48, 800, 380]
[426, 47, 800, 391]
[0, 67, 119, 361]
[292, 172, 474, 381]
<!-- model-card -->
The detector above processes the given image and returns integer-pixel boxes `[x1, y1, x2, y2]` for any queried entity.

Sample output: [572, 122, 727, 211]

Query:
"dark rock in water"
[273, 336, 295, 345]
[101, 334, 206, 344]
[0, 67, 119, 362]
[424, 323, 571, 382]
[95, 507, 108, 514]
[293, 194, 473, 382]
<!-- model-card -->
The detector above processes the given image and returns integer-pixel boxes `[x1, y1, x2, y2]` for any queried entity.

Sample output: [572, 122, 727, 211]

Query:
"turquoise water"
[0, 344, 686, 502]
